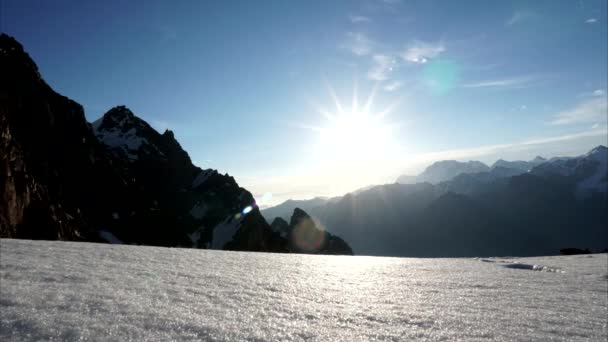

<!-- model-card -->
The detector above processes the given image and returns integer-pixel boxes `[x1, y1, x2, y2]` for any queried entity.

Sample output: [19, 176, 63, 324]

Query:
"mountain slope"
[285, 208, 353, 255]
[0, 34, 288, 253]
[89, 105, 286, 251]
[397, 160, 490, 185]
[491, 156, 546, 172]
[0, 33, 129, 240]
[284, 147, 607, 257]
[530, 145, 607, 199]
[261, 197, 336, 222]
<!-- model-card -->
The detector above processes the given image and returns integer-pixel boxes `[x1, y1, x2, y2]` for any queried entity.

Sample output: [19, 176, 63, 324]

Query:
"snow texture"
[477, 258, 564, 273]
[93, 125, 148, 160]
[91, 113, 165, 161]
[1, 239, 607, 341]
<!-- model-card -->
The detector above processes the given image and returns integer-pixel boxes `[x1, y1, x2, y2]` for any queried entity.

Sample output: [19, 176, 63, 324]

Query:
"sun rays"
[303, 82, 403, 168]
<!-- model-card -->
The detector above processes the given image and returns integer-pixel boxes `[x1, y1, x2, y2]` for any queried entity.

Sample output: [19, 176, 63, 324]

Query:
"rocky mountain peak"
[92, 106, 149, 133]
[270, 217, 289, 238]
[290, 207, 311, 228]
[91, 106, 168, 161]
[162, 129, 175, 139]
[586, 145, 607, 160]
[0, 33, 41, 82]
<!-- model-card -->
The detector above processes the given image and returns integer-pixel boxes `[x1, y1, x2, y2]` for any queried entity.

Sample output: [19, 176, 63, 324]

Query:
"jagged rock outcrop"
[284, 208, 353, 255]
[0, 33, 128, 240]
[0, 33, 285, 253]
[90, 105, 284, 251]
[270, 217, 289, 238]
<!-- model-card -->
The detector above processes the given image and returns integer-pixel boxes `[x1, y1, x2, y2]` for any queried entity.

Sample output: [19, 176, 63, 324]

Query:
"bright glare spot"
[422, 59, 460, 94]
[242, 206, 253, 215]
[259, 192, 273, 204]
[312, 84, 401, 168]
[318, 111, 393, 160]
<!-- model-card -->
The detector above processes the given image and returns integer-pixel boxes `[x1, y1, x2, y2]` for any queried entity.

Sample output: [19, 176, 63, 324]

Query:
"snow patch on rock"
[98, 231, 123, 244]
[211, 215, 243, 249]
[93, 125, 149, 160]
[188, 226, 205, 247]
[577, 146, 608, 196]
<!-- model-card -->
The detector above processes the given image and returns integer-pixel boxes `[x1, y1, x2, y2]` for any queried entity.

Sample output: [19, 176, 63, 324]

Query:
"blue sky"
[3, 0, 607, 205]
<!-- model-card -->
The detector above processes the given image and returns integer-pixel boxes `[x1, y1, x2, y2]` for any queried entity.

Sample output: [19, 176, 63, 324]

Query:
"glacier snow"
[1, 239, 606, 341]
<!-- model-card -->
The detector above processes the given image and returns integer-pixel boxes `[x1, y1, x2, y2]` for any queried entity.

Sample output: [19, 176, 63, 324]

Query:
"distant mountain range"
[264, 146, 607, 257]
[2, 33, 605, 258]
[396, 156, 548, 185]
[0, 34, 351, 255]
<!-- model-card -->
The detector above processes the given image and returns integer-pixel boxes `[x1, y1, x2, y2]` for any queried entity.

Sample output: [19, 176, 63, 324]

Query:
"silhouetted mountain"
[270, 217, 289, 238]
[89, 105, 287, 250]
[0, 33, 127, 240]
[530, 145, 607, 199]
[394, 174, 417, 184]
[491, 156, 546, 172]
[436, 166, 525, 196]
[0, 34, 292, 253]
[397, 155, 551, 185]
[397, 160, 490, 184]
[283, 208, 353, 255]
[272, 147, 607, 257]
[261, 197, 333, 222]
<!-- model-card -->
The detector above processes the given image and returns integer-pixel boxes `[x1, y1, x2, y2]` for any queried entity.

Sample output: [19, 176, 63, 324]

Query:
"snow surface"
[1, 239, 606, 341]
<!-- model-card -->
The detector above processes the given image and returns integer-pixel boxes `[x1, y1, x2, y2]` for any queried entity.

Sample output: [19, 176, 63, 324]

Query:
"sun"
[310, 83, 401, 167]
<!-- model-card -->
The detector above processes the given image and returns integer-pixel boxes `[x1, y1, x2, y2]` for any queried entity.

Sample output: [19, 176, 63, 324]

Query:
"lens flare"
[259, 192, 273, 204]
[242, 206, 253, 215]
[422, 59, 460, 94]
[291, 217, 326, 253]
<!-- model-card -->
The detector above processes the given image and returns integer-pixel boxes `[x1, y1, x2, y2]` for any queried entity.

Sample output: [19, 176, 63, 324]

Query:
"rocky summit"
[0, 33, 352, 255]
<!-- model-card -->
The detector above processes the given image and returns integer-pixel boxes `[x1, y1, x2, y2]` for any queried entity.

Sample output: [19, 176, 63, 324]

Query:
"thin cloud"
[412, 128, 607, 163]
[368, 54, 396, 81]
[343, 32, 373, 56]
[401, 41, 445, 64]
[549, 94, 608, 125]
[593, 89, 605, 96]
[461, 76, 540, 89]
[349, 14, 371, 23]
[585, 18, 598, 24]
[506, 11, 534, 26]
[383, 81, 403, 92]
